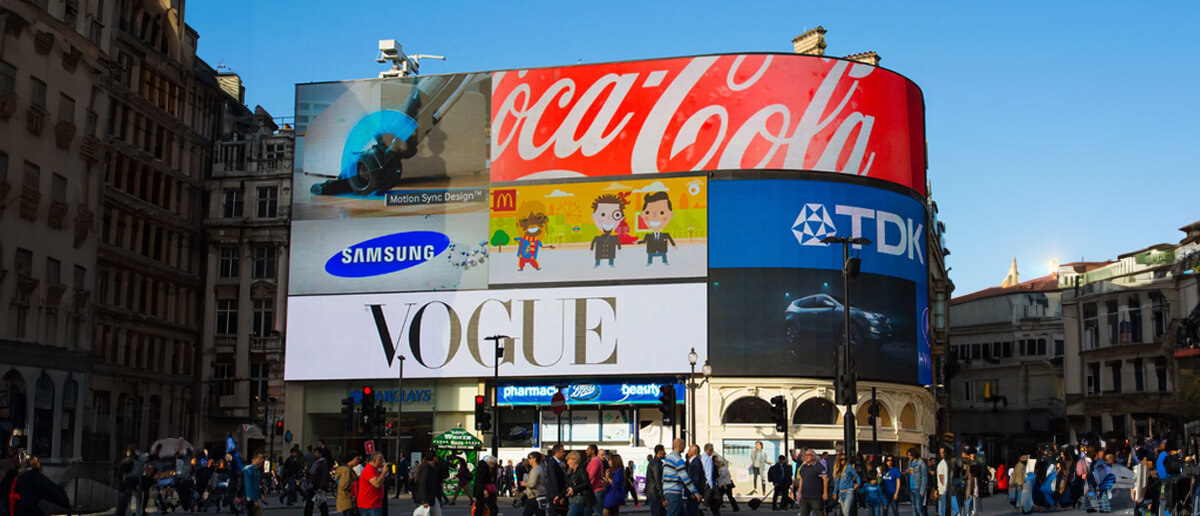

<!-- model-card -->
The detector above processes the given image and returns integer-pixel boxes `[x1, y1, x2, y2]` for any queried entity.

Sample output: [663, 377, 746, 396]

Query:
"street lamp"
[393, 354, 405, 498]
[483, 335, 511, 457]
[688, 348, 698, 443]
[686, 349, 712, 444]
[820, 235, 871, 462]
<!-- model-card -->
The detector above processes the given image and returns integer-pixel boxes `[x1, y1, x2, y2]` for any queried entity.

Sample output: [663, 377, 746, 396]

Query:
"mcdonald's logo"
[492, 189, 517, 212]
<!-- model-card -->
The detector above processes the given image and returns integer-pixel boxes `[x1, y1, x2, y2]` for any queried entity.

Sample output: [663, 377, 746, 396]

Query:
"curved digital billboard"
[491, 54, 926, 194]
[707, 177, 930, 385]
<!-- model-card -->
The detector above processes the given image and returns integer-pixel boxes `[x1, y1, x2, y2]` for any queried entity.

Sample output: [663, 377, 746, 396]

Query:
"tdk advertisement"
[709, 178, 931, 385]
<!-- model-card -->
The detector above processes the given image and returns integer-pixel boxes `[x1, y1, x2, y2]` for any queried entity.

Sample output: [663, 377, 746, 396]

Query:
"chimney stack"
[792, 26, 827, 56]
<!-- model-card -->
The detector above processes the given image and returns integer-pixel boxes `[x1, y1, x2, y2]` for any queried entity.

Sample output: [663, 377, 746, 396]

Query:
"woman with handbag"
[564, 452, 593, 516]
[522, 452, 549, 516]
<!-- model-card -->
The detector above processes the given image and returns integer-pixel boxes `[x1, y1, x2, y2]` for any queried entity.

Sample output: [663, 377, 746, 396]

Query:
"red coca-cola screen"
[491, 54, 926, 194]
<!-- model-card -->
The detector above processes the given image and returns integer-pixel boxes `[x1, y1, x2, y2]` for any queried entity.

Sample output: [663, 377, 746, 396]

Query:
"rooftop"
[951, 273, 1061, 305]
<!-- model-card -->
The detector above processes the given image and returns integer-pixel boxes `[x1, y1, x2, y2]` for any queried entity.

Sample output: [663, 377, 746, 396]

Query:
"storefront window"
[499, 407, 537, 448]
[61, 377, 77, 458]
[540, 408, 635, 445]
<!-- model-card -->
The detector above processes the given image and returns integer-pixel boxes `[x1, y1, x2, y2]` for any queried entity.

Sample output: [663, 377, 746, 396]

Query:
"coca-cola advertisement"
[491, 54, 926, 194]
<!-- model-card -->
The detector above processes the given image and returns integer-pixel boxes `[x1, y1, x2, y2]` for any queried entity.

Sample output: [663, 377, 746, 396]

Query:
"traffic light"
[361, 386, 376, 430]
[770, 395, 787, 433]
[374, 403, 386, 433]
[835, 348, 857, 405]
[658, 385, 676, 426]
[274, 420, 284, 436]
[867, 389, 880, 426]
[340, 397, 355, 430]
[474, 395, 492, 432]
[385, 421, 395, 437]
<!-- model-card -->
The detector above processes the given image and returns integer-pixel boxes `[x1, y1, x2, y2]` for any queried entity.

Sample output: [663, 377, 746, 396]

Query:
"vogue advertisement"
[491, 54, 925, 193]
[708, 177, 931, 385]
[488, 175, 707, 285]
[284, 283, 708, 381]
[290, 74, 492, 295]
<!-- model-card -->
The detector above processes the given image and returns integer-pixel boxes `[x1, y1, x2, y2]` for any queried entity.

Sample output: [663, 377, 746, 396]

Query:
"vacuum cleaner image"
[310, 72, 482, 196]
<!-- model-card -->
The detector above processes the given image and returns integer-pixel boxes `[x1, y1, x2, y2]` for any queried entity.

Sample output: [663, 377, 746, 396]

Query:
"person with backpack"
[335, 453, 362, 516]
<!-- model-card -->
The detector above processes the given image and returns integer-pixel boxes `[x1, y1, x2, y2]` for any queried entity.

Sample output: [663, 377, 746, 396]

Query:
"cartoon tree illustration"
[490, 229, 511, 251]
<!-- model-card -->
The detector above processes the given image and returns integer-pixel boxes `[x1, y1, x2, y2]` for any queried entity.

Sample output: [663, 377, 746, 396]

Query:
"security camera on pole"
[821, 235, 872, 463]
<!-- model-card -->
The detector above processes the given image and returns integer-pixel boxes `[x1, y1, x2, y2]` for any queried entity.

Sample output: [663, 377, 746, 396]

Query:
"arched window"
[115, 393, 142, 450]
[793, 397, 839, 425]
[0, 369, 27, 427]
[61, 377, 78, 458]
[148, 395, 162, 438]
[33, 374, 55, 457]
[723, 397, 774, 424]
[899, 404, 917, 430]
[855, 402, 892, 427]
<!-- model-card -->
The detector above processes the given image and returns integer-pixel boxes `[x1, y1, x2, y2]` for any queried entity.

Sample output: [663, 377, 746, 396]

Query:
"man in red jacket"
[358, 453, 391, 516]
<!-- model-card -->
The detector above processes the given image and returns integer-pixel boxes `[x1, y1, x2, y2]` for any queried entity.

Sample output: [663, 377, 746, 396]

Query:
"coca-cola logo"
[490, 54, 925, 194]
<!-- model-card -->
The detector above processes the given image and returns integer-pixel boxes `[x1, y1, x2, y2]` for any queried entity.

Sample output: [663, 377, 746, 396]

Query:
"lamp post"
[394, 354, 405, 498]
[484, 335, 510, 457]
[688, 347, 698, 443]
[821, 235, 872, 462]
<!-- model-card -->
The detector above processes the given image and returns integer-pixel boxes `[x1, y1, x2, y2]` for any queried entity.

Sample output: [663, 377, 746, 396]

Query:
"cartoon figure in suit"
[639, 191, 677, 265]
[589, 194, 626, 268]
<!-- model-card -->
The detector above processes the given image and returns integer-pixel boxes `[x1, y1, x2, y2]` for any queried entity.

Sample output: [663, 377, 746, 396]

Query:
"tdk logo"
[792, 204, 924, 264]
[325, 231, 450, 278]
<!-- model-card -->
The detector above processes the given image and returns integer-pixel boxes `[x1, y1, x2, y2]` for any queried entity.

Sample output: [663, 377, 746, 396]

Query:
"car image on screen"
[784, 293, 893, 348]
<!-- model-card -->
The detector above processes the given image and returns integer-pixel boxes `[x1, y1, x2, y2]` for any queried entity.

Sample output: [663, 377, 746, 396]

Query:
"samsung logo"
[325, 231, 450, 278]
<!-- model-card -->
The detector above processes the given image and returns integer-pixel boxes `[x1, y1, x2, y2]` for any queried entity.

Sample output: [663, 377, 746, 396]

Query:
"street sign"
[364, 440, 375, 455]
[551, 391, 566, 415]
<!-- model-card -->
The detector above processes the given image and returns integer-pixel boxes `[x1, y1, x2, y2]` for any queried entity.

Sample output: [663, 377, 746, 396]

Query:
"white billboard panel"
[285, 283, 707, 381]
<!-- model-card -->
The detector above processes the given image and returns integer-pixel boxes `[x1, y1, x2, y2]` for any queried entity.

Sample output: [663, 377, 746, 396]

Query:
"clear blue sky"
[188, 1, 1199, 297]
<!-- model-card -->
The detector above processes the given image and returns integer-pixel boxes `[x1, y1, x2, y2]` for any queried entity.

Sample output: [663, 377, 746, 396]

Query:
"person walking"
[586, 446, 607, 516]
[833, 454, 862, 516]
[864, 473, 887, 516]
[624, 460, 639, 507]
[239, 453, 265, 516]
[566, 452, 596, 516]
[356, 453, 390, 516]
[414, 452, 444, 516]
[906, 449, 928, 516]
[769, 455, 793, 510]
[335, 453, 361, 516]
[686, 446, 706, 516]
[603, 454, 627, 516]
[661, 439, 700, 516]
[395, 456, 410, 497]
[882, 457, 901, 516]
[546, 445, 568, 516]
[303, 448, 331, 516]
[750, 442, 769, 495]
[715, 455, 739, 512]
[645, 446, 666, 516]
[935, 448, 958, 516]
[795, 449, 827, 516]
[279, 448, 301, 506]
[522, 452, 549, 516]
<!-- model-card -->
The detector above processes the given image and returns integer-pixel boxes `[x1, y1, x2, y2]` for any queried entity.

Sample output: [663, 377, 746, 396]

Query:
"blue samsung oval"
[325, 231, 451, 278]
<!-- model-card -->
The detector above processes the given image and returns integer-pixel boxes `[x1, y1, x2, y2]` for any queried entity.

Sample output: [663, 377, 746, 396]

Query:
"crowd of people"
[4, 432, 1200, 516]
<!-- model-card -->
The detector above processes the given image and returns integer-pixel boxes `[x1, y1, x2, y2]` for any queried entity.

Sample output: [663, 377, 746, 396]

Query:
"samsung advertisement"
[708, 178, 931, 385]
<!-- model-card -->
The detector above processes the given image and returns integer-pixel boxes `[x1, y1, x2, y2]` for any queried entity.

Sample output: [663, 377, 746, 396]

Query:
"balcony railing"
[214, 335, 236, 351]
[250, 336, 282, 353]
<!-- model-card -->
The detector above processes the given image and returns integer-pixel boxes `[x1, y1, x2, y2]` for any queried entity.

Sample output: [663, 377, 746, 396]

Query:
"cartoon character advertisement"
[487, 175, 707, 285]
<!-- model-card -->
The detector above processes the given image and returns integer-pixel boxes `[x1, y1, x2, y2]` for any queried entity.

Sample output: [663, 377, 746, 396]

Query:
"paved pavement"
[235, 493, 1135, 516]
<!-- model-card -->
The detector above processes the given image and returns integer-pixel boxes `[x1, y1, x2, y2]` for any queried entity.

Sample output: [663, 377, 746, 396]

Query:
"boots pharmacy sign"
[284, 283, 707, 381]
[490, 54, 926, 194]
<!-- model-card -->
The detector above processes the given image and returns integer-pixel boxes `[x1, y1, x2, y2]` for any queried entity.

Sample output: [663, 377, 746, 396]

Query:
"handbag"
[413, 506, 431, 516]
[537, 495, 550, 510]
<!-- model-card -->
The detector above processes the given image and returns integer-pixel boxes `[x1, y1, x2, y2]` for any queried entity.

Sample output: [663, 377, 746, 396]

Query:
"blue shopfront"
[496, 378, 685, 448]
